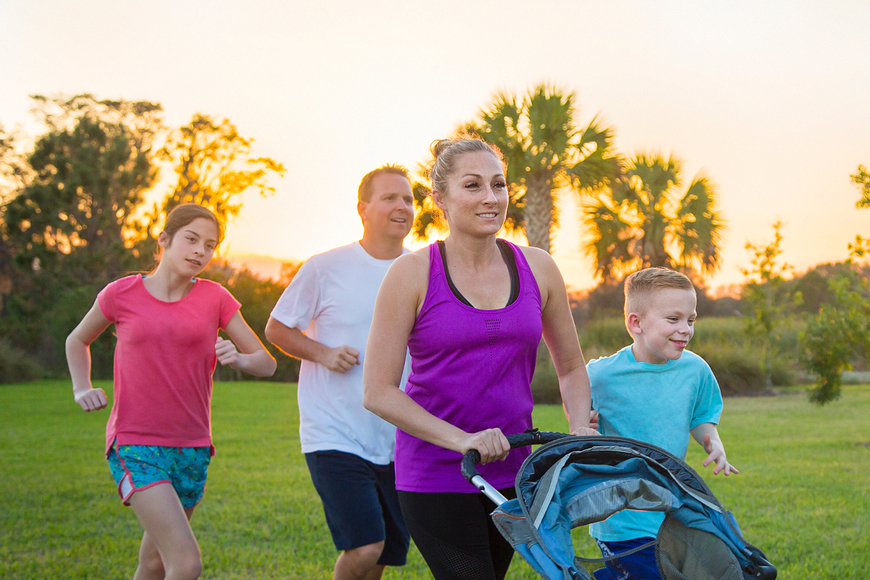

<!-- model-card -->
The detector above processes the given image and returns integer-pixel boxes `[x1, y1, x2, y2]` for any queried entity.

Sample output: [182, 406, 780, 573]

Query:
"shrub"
[530, 356, 561, 404]
[693, 345, 773, 396]
[0, 337, 42, 384]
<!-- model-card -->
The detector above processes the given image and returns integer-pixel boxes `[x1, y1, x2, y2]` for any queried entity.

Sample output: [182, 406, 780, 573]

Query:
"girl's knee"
[138, 547, 165, 578]
[173, 553, 203, 580]
[145, 546, 201, 580]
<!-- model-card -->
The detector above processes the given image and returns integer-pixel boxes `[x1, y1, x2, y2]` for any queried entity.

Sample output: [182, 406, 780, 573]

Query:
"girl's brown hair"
[163, 203, 224, 246]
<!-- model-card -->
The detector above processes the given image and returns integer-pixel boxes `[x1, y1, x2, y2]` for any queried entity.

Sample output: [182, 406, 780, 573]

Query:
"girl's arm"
[523, 247, 595, 435]
[691, 422, 739, 475]
[65, 301, 111, 412]
[218, 311, 277, 377]
[363, 253, 510, 465]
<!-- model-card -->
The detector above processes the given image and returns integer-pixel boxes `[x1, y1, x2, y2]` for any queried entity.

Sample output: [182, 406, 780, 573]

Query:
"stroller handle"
[461, 430, 569, 504]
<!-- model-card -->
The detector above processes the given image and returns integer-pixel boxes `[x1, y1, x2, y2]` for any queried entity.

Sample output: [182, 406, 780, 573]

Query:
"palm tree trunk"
[524, 180, 554, 253]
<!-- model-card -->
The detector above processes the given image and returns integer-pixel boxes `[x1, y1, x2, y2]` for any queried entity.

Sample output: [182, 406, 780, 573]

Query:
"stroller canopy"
[467, 433, 776, 580]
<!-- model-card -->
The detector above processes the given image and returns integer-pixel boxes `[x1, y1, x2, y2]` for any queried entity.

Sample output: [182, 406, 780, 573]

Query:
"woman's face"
[434, 150, 508, 236]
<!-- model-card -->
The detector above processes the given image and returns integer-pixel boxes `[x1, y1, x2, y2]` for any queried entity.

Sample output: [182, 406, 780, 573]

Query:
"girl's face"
[159, 217, 219, 276]
[433, 151, 508, 236]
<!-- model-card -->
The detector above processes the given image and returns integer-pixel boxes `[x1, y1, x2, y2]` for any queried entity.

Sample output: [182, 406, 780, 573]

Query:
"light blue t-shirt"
[587, 345, 723, 542]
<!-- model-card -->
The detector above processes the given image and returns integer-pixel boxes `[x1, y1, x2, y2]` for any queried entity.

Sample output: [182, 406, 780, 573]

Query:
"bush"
[530, 356, 561, 404]
[693, 345, 773, 396]
[0, 337, 42, 384]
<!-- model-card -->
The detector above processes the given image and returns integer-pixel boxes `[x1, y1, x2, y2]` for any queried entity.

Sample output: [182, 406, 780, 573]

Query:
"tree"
[0, 94, 164, 375]
[800, 272, 870, 405]
[3, 95, 163, 281]
[412, 85, 620, 253]
[740, 222, 802, 390]
[157, 114, 285, 224]
[584, 153, 725, 282]
[848, 165, 870, 257]
[799, 164, 870, 404]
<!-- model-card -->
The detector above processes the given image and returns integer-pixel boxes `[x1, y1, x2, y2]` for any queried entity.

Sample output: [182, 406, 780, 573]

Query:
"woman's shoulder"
[380, 247, 431, 301]
[514, 244, 556, 265]
[391, 246, 431, 272]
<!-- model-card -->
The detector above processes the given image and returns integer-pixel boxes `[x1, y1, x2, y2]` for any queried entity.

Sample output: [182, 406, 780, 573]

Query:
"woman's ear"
[431, 190, 447, 212]
[157, 230, 170, 249]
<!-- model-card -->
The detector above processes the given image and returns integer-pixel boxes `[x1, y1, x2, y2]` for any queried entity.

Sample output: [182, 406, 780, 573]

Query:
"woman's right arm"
[65, 300, 111, 412]
[362, 253, 510, 464]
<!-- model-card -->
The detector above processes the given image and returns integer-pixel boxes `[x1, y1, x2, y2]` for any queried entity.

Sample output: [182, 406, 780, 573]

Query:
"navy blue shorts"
[593, 538, 661, 580]
[305, 450, 409, 566]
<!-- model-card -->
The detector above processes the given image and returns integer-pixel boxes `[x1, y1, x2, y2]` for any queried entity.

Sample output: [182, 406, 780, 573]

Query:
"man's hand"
[322, 345, 360, 373]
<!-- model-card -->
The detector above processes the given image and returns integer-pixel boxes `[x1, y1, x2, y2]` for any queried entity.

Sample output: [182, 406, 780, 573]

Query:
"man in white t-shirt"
[265, 165, 414, 580]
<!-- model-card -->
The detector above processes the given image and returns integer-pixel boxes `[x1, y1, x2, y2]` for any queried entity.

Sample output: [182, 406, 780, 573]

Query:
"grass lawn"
[2, 380, 869, 579]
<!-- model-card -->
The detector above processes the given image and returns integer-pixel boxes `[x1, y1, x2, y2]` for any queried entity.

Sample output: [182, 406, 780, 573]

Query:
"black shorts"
[305, 450, 409, 566]
[398, 488, 517, 580]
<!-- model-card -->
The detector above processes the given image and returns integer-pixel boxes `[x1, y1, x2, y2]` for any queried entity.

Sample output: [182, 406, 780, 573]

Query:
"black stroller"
[461, 430, 777, 580]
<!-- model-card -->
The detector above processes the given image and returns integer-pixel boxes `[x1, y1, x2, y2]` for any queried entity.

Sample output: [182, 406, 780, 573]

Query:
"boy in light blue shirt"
[587, 267, 738, 580]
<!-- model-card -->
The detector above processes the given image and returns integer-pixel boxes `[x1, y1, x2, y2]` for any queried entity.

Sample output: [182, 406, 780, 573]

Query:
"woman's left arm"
[219, 311, 277, 377]
[523, 247, 594, 434]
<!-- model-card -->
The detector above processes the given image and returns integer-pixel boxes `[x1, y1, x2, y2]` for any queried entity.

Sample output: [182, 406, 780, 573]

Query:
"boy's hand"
[702, 433, 739, 476]
[74, 388, 107, 412]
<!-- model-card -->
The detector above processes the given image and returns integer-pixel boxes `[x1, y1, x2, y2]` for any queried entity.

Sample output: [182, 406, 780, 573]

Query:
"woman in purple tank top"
[363, 135, 597, 580]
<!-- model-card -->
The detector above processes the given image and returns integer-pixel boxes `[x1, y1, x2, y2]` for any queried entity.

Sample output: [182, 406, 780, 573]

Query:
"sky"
[1, 0, 868, 292]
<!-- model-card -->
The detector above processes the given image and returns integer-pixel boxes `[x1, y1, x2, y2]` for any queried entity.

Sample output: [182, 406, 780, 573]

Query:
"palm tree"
[413, 85, 620, 253]
[584, 153, 725, 282]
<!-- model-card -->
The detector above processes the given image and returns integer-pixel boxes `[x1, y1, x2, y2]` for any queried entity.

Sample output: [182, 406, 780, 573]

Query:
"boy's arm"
[690, 422, 739, 476]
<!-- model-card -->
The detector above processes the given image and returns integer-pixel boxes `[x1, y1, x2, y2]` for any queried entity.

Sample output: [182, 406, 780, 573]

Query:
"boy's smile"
[628, 288, 697, 364]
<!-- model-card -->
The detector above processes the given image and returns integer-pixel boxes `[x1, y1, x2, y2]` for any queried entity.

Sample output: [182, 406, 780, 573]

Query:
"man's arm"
[265, 317, 359, 374]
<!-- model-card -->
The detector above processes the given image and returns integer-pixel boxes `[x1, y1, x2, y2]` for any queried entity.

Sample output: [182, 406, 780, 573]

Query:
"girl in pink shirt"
[66, 204, 276, 580]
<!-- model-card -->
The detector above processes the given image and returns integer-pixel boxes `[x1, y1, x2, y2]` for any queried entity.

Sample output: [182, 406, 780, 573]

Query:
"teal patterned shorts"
[108, 443, 211, 509]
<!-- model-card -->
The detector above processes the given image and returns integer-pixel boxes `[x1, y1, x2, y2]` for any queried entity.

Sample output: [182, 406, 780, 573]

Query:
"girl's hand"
[461, 428, 511, 465]
[215, 336, 241, 369]
[74, 388, 107, 412]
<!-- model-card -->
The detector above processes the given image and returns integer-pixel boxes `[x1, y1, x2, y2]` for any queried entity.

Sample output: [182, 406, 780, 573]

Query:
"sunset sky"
[2, 1, 868, 292]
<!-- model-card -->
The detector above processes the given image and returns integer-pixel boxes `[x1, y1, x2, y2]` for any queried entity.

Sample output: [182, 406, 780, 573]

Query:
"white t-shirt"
[270, 241, 410, 464]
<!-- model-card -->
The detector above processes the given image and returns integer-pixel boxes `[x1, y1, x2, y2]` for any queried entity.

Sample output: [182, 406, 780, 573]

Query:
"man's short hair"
[358, 164, 411, 202]
[624, 267, 695, 318]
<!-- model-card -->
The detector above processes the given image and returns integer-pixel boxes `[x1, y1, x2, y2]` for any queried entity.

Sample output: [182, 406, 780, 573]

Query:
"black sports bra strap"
[437, 240, 519, 307]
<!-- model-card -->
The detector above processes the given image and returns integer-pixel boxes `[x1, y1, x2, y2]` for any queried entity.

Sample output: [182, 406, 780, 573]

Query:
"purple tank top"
[395, 240, 541, 492]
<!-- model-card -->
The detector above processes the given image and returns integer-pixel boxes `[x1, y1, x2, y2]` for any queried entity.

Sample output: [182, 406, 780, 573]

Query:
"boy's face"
[628, 288, 697, 364]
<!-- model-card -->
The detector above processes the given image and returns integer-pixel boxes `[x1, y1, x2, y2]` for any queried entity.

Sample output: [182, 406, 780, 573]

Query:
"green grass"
[2, 381, 869, 579]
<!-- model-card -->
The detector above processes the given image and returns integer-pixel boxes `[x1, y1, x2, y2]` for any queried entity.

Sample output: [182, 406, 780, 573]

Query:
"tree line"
[1, 88, 867, 404]
[0, 94, 292, 383]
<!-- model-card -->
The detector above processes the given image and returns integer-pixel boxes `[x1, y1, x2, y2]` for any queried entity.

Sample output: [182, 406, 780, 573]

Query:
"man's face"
[358, 173, 414, 240]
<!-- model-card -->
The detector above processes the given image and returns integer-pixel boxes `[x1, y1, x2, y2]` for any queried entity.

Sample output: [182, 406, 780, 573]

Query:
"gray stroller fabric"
[656, 515, 744, 580]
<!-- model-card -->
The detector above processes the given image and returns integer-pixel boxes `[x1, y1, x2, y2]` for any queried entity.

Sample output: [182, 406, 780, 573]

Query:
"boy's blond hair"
[624, 267, 695, 320]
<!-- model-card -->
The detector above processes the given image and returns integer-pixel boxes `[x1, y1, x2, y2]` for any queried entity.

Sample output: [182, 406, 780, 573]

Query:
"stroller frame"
[461, 430, 776, 580]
